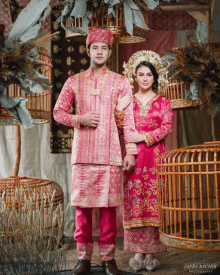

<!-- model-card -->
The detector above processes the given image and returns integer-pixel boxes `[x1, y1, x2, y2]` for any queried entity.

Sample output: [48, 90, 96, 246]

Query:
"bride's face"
[135, 66, 154, 91]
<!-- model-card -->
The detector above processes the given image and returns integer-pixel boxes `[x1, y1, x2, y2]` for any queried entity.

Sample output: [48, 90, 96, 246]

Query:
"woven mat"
[66, 242, 220, 275]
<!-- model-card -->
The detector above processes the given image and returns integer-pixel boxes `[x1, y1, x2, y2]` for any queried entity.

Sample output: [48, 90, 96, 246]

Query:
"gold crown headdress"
[123, 50, 168, 91]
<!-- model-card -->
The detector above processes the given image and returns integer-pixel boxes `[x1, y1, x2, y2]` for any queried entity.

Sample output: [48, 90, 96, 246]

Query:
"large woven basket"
[0, 47, 52, 125]
[157, 141, 220, 251]
[0, 176, 64, 238]
[66, 3, 148, 44]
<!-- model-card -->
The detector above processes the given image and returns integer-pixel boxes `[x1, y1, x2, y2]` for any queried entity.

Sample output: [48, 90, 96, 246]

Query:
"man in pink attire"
[53, 28, 138, 275]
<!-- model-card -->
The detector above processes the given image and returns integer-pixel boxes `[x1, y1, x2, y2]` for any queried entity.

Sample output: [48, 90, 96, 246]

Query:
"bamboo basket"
[157, 141, 220, 251]
[0, 176, 64, 237]
[66, 3, 148, 44]
[160, 78, 203, 109]
[0, 47, 52, 125]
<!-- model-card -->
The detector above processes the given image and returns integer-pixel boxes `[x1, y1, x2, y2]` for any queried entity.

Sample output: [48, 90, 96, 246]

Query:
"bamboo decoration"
[157, 141, 220, 251]
[65, 3, 148, 44]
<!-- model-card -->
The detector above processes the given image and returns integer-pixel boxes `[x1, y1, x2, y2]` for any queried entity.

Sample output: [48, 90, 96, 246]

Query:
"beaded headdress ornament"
[123, 50, 168, 91]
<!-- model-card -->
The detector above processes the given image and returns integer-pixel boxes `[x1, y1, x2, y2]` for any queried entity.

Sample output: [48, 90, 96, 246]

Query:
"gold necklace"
[135, 94, 159, 117]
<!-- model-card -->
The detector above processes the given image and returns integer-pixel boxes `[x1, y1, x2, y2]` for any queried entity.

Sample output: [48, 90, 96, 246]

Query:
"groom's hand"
[123, 154, 136, 172]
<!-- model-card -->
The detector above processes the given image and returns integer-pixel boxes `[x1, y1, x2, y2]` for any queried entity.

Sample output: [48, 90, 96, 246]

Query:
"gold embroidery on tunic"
[91, 88, 101, 96]
[85, 68, 111, 97]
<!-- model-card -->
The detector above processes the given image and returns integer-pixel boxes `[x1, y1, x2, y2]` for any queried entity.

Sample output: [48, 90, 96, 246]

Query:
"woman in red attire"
[115, 51, 173, 272]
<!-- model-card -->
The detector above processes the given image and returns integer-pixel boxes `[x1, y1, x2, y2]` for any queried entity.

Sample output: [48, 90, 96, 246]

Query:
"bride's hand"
[125, 129, 144, 143]
[116, 94, 132, 112]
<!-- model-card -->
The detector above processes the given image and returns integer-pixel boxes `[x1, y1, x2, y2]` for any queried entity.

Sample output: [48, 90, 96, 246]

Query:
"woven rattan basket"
[157, 141, 220, 251]
[0, 176, 64, 237]
[0, 47, 52, 125]
[66, 3, 148, 43]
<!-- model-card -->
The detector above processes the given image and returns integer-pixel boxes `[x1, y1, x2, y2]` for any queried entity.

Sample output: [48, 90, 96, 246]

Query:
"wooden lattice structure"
[66, 3, 148, 44]
[0, 47, 52, 125]
[157, 141, 220, 251]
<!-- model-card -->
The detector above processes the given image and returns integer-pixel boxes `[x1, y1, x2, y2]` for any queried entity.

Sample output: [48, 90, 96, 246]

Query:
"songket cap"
[86, 28, 114, 48]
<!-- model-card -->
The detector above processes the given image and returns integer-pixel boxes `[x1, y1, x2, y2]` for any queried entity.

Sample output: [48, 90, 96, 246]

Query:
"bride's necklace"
[135, 93, 157, 117]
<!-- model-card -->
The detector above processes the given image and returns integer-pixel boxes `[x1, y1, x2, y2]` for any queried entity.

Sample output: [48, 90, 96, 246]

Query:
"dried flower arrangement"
[0, 24, 55, 91]
[0, 0, 59, 128]
[162, 39, 220, 115]
[0, 188, 74, 275]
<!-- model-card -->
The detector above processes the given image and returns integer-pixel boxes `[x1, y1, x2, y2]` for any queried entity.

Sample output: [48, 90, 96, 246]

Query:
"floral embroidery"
[135, 167, 141, 174]
[148, 119, 158, 128]
[149, 167, 156, 175]
[153, 148, 160, 155]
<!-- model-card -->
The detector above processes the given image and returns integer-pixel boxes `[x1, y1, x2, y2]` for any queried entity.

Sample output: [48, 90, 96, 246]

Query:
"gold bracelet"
[114, 109, 124, 119]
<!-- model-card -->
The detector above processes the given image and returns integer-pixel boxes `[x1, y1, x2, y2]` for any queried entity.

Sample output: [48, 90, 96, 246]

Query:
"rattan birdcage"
[0, 176, 64, 237]
[160, 78, 204, 109]
[157, 141, 220, 251]
[66, 3, 148, 43]
[0, 47, 52, 125]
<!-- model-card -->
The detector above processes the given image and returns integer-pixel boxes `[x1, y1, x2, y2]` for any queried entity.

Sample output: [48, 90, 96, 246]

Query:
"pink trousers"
[74, 206, 117, 261]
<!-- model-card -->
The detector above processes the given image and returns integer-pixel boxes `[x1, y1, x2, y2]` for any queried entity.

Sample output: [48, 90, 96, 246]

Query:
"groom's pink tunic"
[53, 66, 137, 208]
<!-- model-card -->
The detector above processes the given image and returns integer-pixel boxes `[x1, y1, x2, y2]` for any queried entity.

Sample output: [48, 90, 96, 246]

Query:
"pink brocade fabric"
[77, 243, 94, 260]
[98, 243, 116, 261]
[71, 165, 124, 207]
[124, 227, 167, 254]
[123, 94, 173, 229]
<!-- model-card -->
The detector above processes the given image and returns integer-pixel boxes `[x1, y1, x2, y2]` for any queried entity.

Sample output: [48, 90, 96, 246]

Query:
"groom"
[53, 28, 137, 275]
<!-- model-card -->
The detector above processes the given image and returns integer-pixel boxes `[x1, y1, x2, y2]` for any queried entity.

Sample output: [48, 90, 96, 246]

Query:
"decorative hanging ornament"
[60, 2, 149, 44]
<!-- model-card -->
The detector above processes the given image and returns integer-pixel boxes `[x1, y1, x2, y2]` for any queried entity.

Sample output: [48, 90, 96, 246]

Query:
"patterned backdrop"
[50, 9, 90, 153]
[149, 0, 197, 30]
